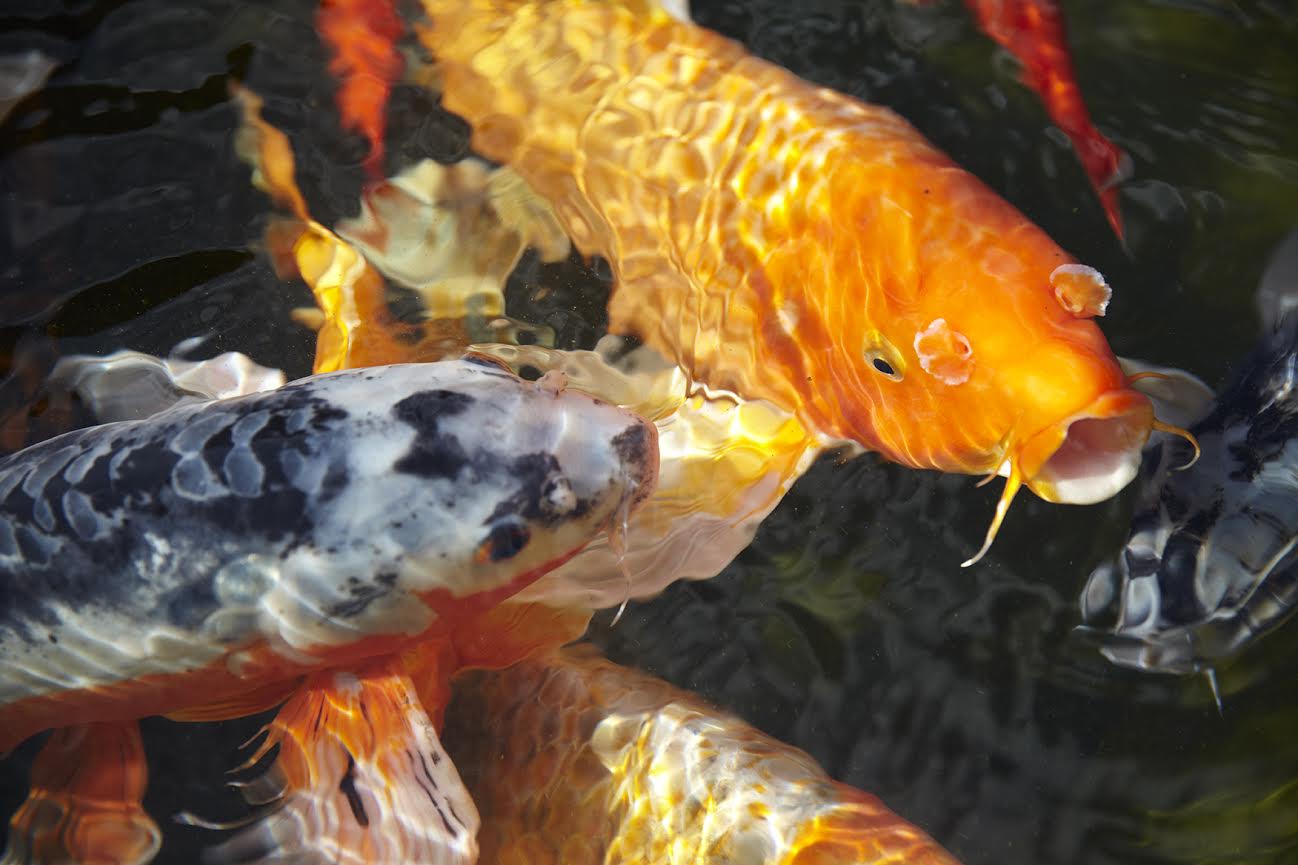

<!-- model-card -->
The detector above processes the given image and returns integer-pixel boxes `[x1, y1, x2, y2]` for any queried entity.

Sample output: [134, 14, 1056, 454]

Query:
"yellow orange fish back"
[416, 0, 1133, 475]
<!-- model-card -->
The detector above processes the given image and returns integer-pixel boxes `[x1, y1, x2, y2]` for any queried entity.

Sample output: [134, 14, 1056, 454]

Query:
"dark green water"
[2, 2, 1297, 864]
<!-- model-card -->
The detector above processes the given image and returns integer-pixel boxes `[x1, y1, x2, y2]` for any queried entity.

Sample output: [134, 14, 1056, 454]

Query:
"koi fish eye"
[476, 518, 531, 563]
[863, 330, 905, 382]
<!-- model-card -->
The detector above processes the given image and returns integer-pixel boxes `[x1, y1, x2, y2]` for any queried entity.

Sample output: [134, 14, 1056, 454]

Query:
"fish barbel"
[414, 0, 1182, 563]
[445, 646, 962, 865]
[0, 358, 657, 754]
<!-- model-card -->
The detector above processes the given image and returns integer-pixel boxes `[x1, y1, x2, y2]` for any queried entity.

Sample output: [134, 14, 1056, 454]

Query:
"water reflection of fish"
[1082, 229, 1298, 675]
[0, 358, 657, 864]
[445, 646, 962, 865]
[414, 0, 1191, 565]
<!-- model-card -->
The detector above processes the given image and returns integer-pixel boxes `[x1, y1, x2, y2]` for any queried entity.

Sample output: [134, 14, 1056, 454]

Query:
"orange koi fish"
[414, 0, 1190, 564]
[962, 0, 1128, 237]
[445, 646, 963, 865]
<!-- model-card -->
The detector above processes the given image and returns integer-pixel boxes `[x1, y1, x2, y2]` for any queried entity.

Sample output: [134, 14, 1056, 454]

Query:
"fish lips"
[1018, 389, 1154, 505]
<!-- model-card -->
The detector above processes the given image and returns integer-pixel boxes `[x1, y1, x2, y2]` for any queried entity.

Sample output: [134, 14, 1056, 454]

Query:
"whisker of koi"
[1152, 419, 1201, 471]
[1125, 370, 1173, 386]
[962, 459, 1023, 568]
[608, 471, 637, 627]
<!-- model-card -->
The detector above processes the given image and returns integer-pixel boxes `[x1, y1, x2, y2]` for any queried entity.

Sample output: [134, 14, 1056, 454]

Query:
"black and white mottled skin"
[0, 357, 657, 707]
[1082, 230, 1298, 674]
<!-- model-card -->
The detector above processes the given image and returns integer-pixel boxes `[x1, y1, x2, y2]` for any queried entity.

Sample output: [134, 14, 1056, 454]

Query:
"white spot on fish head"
[1051, 263, 1111, 318]
[913, 318, 974, 386]
[1122, 575, 1160, 630]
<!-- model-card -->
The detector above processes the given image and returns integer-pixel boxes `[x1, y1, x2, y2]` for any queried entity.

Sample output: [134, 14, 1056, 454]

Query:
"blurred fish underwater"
[1083, 228, 1298, 678]
[2, 1, 1298, 865]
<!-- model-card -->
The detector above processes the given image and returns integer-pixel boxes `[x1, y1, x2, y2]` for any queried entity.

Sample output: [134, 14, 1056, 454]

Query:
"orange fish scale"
[445, 649, 961, 865]
[418, 0, 1133, 477]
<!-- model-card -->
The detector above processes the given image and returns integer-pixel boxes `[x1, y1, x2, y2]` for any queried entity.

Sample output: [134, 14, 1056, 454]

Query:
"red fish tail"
[965, 0, 1127, 237]
[207, 656, 479, 865]
[316, 0, 406, 178]
[3, 722, 161, 865]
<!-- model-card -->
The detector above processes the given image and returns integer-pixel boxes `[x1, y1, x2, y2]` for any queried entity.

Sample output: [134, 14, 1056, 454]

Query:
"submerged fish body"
[1083, 313, 1298, 674]
[445, 646, 961, 865]
[1083, 232, 1298, 674]
[415, 0, 1161, 563]
[0, 358, 657, 751]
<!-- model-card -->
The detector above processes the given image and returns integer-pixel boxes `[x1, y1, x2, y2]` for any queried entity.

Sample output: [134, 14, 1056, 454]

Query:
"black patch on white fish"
[1083, 311, 1298, 673]
[392, 389, 476, 479]
[0, 384, 352, 643]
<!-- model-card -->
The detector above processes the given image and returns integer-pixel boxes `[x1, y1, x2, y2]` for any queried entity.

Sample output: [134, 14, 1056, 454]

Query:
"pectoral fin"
[164, 677, 301, 723]
[206, 656, 478, 865]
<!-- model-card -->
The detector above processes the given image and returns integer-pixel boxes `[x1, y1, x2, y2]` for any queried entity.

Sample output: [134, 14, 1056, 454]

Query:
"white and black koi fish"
[0, 356, 657, 751]
[1082, 230, 1298, 674]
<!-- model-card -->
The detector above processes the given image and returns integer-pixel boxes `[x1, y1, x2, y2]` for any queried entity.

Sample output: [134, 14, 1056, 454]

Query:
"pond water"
[2, 2, 1297, 864]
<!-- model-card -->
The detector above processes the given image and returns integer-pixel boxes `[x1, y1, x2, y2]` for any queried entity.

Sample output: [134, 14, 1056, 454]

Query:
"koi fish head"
[287, 356, 659, 638]
[828, 204, 1178, 564]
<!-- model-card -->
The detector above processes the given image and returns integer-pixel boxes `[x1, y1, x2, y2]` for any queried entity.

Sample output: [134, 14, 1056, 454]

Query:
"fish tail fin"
[205, 656, 479, 865]
[2, 722, 161, 865]
[963, 0, 1128, 237]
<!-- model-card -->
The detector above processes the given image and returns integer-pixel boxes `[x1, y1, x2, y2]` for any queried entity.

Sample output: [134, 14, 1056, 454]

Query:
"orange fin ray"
[2, 722, 161, 865]
[206, 657, 479, 865]
[164, 677, 302, 723]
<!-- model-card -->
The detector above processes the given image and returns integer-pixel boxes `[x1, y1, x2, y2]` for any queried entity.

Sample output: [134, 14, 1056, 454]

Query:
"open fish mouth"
[964, 389, 1170, 567]
[1023, 390, 1154, 506]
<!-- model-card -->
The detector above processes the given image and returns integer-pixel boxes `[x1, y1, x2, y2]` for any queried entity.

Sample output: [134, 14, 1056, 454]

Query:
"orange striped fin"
[164, 676, 301, 723]
[207, 656, 478, 865]
[3, 722, 160, 865]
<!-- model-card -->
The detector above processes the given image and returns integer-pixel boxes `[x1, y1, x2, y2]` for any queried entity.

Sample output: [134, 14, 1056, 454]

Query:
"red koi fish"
[317, 0, 405, 177]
